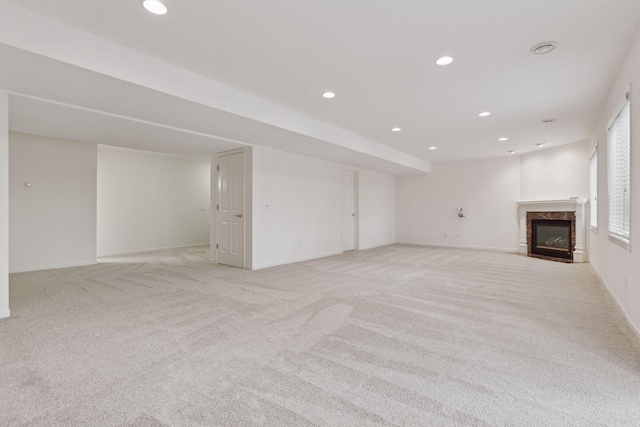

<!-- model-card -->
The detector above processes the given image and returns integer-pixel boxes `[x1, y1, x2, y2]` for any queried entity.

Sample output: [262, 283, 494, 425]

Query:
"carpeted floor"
[1, 244, 639, 426]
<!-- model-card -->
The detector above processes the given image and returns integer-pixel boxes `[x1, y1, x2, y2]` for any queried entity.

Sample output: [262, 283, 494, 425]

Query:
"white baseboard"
[10, 260, 98, 274]
[0, 309, 10, 319]
[396, 241, 518, 253]
[250, 250, 343, 270]
[359, 241, 396, 251]
[589, 264, 640, 343]
[98, 243, 209, 258]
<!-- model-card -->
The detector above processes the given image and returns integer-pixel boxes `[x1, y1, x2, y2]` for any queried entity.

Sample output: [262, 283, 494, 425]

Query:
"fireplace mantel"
[517, 199, 588, 262]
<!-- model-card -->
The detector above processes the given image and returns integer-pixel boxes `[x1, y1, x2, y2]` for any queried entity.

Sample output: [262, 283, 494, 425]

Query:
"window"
[607, 89, 631, 249]
[590, 147, 598, 231]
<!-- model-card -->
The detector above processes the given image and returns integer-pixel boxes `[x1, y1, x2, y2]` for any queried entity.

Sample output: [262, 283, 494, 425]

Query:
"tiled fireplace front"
[526, 211, 576, 263]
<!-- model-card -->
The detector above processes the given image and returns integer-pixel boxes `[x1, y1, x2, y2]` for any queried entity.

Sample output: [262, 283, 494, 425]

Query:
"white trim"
[359, 242, 396, 251]
[250, 251, 342, 270]
[589, 264, 640, 343]
[589, 146, 598, 232]
[98, 243, 209, 258]
[0, 309, 10, 319]
[516, 198, 588, 206]
[608, 234, 630, 251]
[396, 241, 518, 253]
[10, 260, 98, 274]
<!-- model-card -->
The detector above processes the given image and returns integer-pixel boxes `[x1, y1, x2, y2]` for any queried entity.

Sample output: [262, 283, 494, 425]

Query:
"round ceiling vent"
[531, 41, 558, 55]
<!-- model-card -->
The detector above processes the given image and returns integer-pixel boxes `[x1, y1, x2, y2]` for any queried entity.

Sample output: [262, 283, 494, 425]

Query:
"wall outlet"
[200, 206, 207, 211]
[299, 241, 303, 247]
[444, 232, 447, 237]
[456, 233, 459, 238]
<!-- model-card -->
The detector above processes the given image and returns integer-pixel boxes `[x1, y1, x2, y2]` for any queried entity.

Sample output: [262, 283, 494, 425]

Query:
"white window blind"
[590, 149, 598, 230]
[607, 91, 631, 247]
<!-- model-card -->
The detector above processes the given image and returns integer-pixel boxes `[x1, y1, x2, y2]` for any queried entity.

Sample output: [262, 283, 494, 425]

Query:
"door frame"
[341, 168, 359, 252]
[213, 147, 252, 269]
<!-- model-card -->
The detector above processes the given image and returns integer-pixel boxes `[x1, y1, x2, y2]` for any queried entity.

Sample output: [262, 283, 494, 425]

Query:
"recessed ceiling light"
[499, 137, 509, 142]
[142, 0, 167, 15]
[478, 112, 491, 117]
[435, 56, 454, 66]
[541, 118, 556, 124]
[508, 150, 518, 154]
[530, 41, 558, 55]
[322, 92, 335, 99]
[392, 127, 401, 132]
[429, 146, 437, 150]
[537, 143, 547, 148]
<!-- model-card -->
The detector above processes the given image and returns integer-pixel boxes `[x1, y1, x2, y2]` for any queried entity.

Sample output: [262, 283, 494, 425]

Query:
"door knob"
[235, 214, 243, 218]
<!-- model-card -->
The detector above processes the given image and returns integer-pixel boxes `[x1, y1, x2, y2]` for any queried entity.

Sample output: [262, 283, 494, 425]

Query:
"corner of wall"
[244, 146, 253, 269]
[0, 90, 9, 316]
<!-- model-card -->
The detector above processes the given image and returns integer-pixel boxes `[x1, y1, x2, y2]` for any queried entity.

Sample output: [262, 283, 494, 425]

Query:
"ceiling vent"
[531, 41, 558, 55]
[541, 118, 556, 124]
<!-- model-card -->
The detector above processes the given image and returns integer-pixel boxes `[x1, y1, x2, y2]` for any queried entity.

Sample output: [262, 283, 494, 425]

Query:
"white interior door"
[342, 170, 356, 252]
[217, 152, 244, 267]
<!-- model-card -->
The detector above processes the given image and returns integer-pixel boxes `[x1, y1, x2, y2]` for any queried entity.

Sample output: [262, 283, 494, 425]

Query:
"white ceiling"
[2, 0, 640, 169]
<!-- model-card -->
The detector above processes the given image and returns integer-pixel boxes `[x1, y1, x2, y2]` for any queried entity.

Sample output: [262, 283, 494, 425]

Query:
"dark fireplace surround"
[526, 212, 576, 263]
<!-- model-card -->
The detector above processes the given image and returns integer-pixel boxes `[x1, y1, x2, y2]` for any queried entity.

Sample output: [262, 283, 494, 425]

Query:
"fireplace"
[531, 219, 572, 260]
[517, 199, 587, 263]
[525, 211, 576, 263]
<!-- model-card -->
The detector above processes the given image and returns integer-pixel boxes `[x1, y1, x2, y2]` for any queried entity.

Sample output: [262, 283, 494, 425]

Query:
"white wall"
[358, 169, 396, 250]
[396, 156, 521, 251]
[589, 25, 640, 338]
[0, 91, 9, 317]
[250, 148, 396, 269]
[97, 145, 210, 256]
[252, 148, 341, 269]
[521, 140, 590, 201]
[9, 132, 97, 273]
[396, 141, 590, 252]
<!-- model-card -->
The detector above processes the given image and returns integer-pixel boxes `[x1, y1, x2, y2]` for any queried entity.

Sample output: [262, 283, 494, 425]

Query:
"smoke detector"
[531, 41, 558, 55]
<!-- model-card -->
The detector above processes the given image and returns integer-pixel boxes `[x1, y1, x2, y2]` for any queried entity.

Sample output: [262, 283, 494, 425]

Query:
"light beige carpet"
[1, 244, 639, 426]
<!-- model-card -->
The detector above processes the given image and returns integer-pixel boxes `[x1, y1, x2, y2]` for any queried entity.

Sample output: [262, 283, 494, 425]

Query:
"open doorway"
[97, 145, 211, 258]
